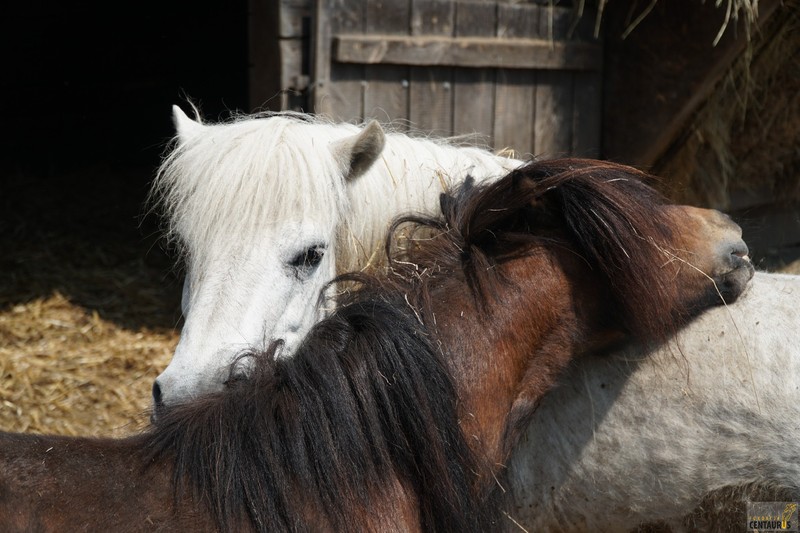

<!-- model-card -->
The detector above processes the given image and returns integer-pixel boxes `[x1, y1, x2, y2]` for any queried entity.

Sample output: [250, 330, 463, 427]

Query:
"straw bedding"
[1, 164, 181, 437]
[0, 293, 175, 436]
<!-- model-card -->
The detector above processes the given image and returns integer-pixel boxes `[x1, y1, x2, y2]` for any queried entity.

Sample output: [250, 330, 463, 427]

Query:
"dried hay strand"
[654, 1, 800, 209]
[586, 0, 758, 42]
[1, 164, 181, 437]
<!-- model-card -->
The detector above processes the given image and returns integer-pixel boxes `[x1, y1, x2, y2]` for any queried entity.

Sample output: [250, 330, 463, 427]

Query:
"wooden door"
[312, 0, 603, 158]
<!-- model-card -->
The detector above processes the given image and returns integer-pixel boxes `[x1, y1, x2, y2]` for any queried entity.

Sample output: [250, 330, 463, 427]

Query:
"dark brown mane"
[389, 158, 680, 340]
[145, 291, 498, 533]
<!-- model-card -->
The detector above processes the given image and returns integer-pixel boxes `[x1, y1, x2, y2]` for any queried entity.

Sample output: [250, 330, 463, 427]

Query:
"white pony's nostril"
[152, 380, 164, 407]
[151, 380, 166, 423]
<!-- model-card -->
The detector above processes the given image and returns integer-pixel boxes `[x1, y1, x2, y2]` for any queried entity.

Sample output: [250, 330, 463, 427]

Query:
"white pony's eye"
[288, 245, 326, 279]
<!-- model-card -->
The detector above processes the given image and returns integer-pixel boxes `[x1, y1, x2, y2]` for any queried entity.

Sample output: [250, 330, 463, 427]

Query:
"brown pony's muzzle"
[677, 206, 754, 304]
[715, 239, 754, 302]
[705, 210, 754, 301]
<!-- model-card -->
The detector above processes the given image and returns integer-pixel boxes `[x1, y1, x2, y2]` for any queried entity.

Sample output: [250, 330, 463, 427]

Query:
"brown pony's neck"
[389, 158, 723, 493]
[426, 243, 606, 487]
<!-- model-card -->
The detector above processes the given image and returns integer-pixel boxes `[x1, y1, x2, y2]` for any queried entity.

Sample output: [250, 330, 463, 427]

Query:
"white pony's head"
[151, 106, 385, 409]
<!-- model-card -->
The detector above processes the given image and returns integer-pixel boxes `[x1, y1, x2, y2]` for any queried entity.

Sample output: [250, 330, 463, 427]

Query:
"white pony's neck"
[337, 131, 521, 273]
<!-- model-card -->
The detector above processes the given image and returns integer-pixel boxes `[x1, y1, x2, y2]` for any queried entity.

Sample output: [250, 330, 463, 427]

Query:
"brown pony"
[0, 159, 752, 532]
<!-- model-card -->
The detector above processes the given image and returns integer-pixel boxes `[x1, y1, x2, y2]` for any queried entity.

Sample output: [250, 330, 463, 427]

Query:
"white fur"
[152, 107, 519, 403]
[505, 271, 800, 531]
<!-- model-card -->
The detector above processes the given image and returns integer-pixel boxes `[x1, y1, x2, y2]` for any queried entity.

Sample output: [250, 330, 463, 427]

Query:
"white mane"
[152, 114, 352, 272]
[152, 112, 520, 274]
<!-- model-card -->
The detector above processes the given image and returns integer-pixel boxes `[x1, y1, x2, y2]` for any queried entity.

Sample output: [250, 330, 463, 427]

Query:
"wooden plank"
[566, 4, 603, 157]
[493, 3, 539, 155]
[496, 2, 540, 40]
[313, 0, 366, 120]
[333, 34, 603, 70]
[534, 75, 573, 158]
[409, 0, 454, 134]
[279, 39, 308, 110]
[362, 66, 412, 125]
[571, 71, 601, 157]
[452, 1, 497, 143]
[411, 0, 454, 39]
[279, 39, 304, 91]
[537, 3, 573, 43]
[534, 7, 574, 157]
[363, 0, 411, 126]
[493, 69, 536, 155]
[279, 0, 311, 38]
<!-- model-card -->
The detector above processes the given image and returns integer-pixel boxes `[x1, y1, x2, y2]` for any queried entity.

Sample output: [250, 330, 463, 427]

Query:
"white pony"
[150, 108, 770, 528]
[506, 271, 800, 530]
[151, 107, 518, 405]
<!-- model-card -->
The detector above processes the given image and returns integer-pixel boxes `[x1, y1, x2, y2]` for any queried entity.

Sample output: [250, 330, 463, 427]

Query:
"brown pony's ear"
[522, 194, 562, 233]
[330, 120, 386, 181]
[450, 167, 562, 258]
[493, 187, 561, 240]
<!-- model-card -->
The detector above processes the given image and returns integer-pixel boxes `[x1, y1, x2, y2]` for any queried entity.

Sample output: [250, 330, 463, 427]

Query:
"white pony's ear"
[172, 104, 204, 140]
[331, 120, 386, 181]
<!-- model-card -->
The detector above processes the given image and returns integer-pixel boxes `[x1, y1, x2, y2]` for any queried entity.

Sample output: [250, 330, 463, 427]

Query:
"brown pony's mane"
[145, 293, 497, 533]
[143, 158, 686, 532]
[389, 158, 680, 341]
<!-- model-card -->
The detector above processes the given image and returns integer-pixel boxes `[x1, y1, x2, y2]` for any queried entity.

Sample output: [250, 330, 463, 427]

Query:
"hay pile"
[0, 293, 176, 437]
[0, 164, 181, 437]
[655, 1, 800, 209]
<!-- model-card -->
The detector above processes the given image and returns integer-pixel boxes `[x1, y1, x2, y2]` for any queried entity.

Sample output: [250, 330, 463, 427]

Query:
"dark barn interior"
[3, 0, 250, 321]
[5, 1, 249, 173]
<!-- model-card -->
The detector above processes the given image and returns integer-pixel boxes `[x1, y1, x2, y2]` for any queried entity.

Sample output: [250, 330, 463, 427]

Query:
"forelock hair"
[149, 115, 352, 272]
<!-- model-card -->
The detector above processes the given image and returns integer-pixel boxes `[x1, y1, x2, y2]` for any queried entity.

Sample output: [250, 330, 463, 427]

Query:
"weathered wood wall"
[312, 0, 602, 158]
[249, 0, 312, 111]
[252, 0, 603, 158]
